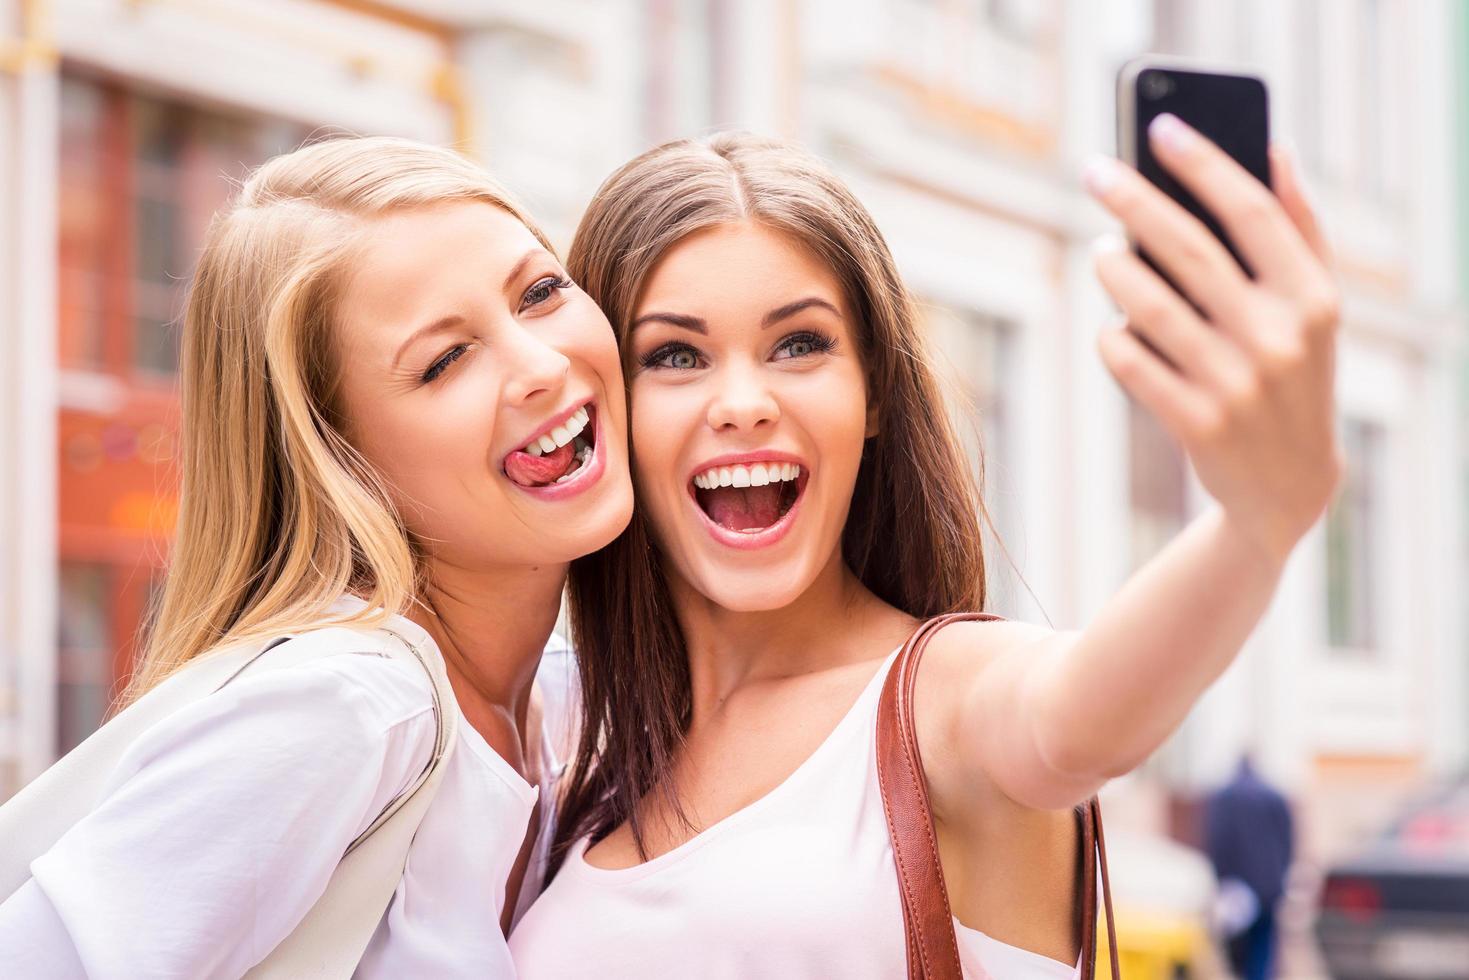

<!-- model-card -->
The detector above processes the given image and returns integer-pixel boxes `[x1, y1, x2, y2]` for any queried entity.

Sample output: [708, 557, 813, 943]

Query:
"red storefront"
[54, 71, 304, 751]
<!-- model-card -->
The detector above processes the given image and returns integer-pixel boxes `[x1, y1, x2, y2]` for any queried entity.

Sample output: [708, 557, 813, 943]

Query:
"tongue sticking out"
[505, 442, 575, 488]
[700, 485, 783, 531]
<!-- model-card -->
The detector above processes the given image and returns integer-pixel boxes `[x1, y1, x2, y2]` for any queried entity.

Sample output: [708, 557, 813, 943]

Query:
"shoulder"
[911, 615, 1067, 816]
[915, 615, 1059, 695]
[121, 625, 438, 780]
[223, 622, 437, 720]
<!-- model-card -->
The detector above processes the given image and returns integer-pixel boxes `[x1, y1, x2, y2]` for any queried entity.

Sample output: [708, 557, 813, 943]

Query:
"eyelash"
[420, 275, 575, 384]
[521, 274, 574, 311]
[422, 344, 469, 383]
[639, 330, 837, 371]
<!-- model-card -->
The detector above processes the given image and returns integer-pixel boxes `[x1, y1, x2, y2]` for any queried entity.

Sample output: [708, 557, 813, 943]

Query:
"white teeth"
[520, 404, 592, 456]
[693, 462, 802, 490]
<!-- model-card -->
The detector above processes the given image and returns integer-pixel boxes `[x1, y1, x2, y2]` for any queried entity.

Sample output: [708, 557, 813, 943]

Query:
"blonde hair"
[124, 136, 550, 703]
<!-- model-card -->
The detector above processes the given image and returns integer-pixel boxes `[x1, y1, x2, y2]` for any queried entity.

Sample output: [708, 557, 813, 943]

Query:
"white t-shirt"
[0, 598, 566, 979]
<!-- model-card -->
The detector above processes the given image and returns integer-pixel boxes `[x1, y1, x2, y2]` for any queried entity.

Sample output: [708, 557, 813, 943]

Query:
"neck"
[670, 549, 909, 720]
[407, 556, 566, 760]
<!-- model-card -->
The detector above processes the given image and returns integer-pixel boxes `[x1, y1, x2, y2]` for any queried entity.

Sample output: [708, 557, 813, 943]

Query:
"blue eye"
[640, 343, 702, 371]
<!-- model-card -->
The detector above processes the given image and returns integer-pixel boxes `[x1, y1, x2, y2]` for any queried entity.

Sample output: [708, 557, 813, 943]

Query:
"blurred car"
[1099, 829, 1227, 979]
[1316, 779, 1469, 980]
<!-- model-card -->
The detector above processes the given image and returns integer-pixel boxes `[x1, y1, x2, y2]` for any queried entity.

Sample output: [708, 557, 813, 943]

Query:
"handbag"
[876, 613, 1121, 979]
[0, 622, 459, 979]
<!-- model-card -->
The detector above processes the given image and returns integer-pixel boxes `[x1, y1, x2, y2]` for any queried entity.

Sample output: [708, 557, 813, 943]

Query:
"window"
[57, 79, 111, 372]
[1326, 418, 1384, 654]
[58, 74, 310, 382]
[924, 307, 1019, 611]
[56, 562, 114, 755]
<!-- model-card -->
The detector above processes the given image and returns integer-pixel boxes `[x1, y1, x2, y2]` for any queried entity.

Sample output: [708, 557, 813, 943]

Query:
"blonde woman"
[0, 137, 632, 977]
[510, 127, 1339, 977]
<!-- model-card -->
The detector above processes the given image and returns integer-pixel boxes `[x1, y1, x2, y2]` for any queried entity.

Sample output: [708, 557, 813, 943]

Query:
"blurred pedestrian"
[1205, 756, 1295, 980]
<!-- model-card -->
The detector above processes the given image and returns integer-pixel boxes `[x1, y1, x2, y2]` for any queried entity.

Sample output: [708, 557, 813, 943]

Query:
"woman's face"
[333, 201, 632, 570]
[627, 221, 873, 611]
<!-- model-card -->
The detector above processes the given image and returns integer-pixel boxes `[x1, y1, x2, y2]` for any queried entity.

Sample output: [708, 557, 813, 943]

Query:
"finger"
[1269, 145, 1332, 264]
[1148, 113, 1320, 291]
[1085, 156, 1255, 326]
[1097, 325, 1220, 444]
[1094, 238, 1254, 397]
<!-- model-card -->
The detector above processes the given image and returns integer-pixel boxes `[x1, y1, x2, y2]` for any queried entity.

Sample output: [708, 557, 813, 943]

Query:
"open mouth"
[503, 402, 597, 489]
[691, 461, 806, 534]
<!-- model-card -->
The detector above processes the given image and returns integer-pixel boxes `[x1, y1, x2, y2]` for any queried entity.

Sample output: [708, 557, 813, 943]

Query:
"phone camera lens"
[1141, 72, 1175, 100]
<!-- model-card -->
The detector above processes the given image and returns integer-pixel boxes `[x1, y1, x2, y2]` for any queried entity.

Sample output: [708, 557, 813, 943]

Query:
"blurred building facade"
[1, 0, 1464, 899]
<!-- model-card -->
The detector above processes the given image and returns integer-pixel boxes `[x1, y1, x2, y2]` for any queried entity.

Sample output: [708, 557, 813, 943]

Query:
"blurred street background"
[1, 0, 1466, 976]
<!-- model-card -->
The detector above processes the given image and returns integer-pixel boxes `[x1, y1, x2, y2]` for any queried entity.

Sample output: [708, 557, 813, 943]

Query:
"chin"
[684, 561, 816, 613]
[560, 488, 637, 560]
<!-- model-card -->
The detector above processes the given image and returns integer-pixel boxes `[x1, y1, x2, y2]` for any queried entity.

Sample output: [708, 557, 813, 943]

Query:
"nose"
[502, 326, 571, 405]
[706, 361, 780, 433]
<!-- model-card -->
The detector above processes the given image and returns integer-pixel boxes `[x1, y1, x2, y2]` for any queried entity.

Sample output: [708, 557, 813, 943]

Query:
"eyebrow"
[762, 297, 841, 327]
[392, 314, 467, 370]
[390, 248, 549, 370]
[630, 296, 841, 334]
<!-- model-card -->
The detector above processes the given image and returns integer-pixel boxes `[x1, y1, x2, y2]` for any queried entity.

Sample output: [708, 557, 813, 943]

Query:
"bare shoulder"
[916, 616, 1057, 688]
[912, 616, 1063, 819]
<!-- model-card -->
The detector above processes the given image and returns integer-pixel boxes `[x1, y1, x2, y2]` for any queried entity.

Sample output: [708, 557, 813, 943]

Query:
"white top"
[0, 598, 565, 979]
[509, 650, 1079, 980]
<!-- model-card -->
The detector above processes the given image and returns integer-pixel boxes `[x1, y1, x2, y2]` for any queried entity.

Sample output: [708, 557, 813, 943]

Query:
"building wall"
[3, 3, 1464, 876]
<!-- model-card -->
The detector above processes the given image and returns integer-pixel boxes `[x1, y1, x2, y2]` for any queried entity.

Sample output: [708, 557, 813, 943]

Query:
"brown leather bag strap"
[875, 614, 1121, 979]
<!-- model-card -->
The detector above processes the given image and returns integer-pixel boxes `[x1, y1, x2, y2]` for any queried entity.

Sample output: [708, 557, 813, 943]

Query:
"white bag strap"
[246, 623, 459, 978]
[0, 622, 459, 979]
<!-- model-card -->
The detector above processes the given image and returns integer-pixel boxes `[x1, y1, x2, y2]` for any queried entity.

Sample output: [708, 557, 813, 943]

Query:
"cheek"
[629, 381, 695, 513]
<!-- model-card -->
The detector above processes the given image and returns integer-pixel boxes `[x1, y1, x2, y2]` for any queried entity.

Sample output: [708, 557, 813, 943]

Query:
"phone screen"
[1120, 62, 1270, 280]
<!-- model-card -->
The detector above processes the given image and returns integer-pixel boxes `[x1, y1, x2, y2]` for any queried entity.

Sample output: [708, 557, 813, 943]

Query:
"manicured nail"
[1149, 113, 1197, 154]
[1083, 155, 1123, 197]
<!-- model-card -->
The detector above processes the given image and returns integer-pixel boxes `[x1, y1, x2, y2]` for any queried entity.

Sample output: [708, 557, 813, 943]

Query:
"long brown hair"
[556, 132, 987, 865]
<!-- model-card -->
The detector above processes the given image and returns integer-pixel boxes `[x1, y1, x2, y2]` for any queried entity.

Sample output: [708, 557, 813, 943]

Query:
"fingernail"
[1149, 113, 1197, 154]
[1091, 233, 1128, 257]
[1083, 155, 1123, 197]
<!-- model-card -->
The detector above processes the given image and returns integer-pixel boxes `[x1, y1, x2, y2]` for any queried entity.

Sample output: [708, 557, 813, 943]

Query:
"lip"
[505, 401, 606, 502]
[685, 450, 810, 551]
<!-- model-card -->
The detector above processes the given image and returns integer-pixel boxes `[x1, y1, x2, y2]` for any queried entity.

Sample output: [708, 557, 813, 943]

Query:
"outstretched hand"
[1086, 114, 1343, 566]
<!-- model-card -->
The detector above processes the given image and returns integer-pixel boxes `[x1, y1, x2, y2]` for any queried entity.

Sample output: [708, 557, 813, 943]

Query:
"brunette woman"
[510, 124, 1339, 977]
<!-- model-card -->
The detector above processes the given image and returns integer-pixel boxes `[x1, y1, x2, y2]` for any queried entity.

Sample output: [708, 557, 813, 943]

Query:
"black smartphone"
[1116, 57, 1271, 285]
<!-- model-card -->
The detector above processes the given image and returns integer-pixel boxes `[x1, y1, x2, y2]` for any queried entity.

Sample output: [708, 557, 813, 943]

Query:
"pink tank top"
[509, 651, 1080, 979]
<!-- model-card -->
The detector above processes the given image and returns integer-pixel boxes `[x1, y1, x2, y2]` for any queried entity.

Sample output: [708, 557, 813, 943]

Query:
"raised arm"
[922, 117, 1341, 814]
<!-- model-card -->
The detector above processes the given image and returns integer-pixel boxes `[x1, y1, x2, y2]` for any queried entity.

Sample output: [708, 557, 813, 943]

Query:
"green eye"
[774, 331, 835, 360]
[669, 349, 698, 369]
